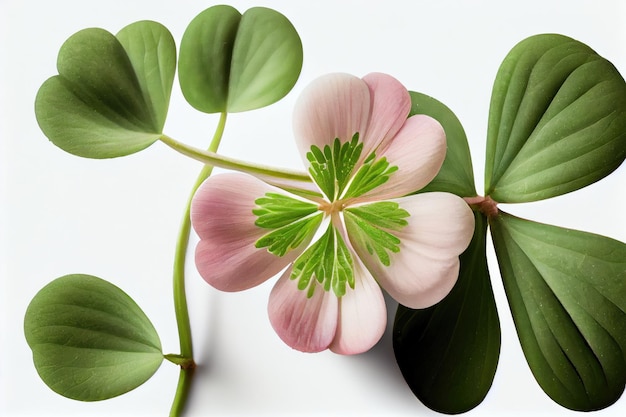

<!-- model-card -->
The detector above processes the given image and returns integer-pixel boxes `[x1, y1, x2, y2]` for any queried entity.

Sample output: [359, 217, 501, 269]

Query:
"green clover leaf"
[178, 5, 303, 113]
[35, 21, 176, 158]
[394, 95, 498, 414]
[394, 33, 625, 414]
[393, 212, 500, 414]
[491, 212, 626, 410]
[24, 274, 163, 401]
[408, 91, 476, 197]
[485, 34, 626, 202]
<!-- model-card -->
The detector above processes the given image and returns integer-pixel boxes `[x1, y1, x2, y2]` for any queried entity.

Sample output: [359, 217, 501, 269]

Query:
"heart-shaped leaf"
[408, 91, 476, 197]
[485, 34, 626, 202]
[393, 212, 500, 413]
[24, 274, 163, 401]
[178, 5, 303, 113]
[35, 21, 176, 158]
[490, 212, 626, 410]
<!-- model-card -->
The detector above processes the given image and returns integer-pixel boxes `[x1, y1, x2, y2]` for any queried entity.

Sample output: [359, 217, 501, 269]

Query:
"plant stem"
[164, 353, 196, 369]
[169, 112, 228, 417]
[159, 133, 311, 183]
[463, 195, 499, 217]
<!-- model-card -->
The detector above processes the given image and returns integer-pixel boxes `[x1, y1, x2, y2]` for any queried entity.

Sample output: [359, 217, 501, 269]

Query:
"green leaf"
[408, 91, 476, 197]
[485, 34, 626, 202]
[178, 5, 303, 113]
[35, 21, 176, 158]
[490, 212, 626, 410]
[24, 274, 163, 401]
[393, 212, 500, 413]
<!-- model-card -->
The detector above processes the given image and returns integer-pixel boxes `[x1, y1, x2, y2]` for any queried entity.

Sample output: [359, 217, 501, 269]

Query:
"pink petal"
[268, 267, 338, 352]
[349, 114, 446, 204]
[350, 193, 474, 308]
[190, 173, 306, 292]
[329, 258, 387, 355]
[394, 193, 475, 258]
[360, 72, 412, 158]
[292, 73, 370, 167]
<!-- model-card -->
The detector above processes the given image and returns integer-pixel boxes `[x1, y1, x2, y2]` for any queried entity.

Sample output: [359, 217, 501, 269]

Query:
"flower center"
[319, 199, 345, 215]
[307, 134, 400, 203]
[252, 135, 410, 298]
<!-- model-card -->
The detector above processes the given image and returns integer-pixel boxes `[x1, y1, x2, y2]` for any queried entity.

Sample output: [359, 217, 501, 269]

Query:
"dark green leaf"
[178, 5, 303, 113]
[485, 34, 626, 202]
[393, 212, 500, 414]
[35, 21, 176, 158]
[24, 274, 163, 401]
[408, 91, 476, 197]
[490, 212, 626, 410]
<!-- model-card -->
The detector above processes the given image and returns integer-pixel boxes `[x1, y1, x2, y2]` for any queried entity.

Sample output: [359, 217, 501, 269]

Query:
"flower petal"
[329, 258, 387, 355]
[268, 267, 338, 352]
[292, 73, 370, 166]
[351, 114, 446, 204]
[360, 72, 412, 158]
[190, 173, 305, 292]
[350, 192, 474, 308]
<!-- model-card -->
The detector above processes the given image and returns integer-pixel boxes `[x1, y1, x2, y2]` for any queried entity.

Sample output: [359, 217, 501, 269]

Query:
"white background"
[1, 0, 625, 416]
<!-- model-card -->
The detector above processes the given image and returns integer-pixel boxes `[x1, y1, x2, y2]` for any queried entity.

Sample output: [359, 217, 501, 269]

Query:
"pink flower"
[191, 73, 475, 354]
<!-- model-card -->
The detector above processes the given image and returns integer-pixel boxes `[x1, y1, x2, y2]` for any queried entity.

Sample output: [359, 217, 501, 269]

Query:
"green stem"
[159, 133, 311, 183]
[169, 112, 228, 417]
[164, 353, 196, 369]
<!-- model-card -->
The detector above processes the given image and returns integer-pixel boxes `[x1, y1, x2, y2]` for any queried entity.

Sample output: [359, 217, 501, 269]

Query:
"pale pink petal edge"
[329, 259, 387, 355]
[350, 114, 446, 204]
[191, 173, 305, 292]
[360, 72, 412, 157]
[268, 268, 338, 353]
[351, 192, 474, 308]
[292, 73, 370, 171]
